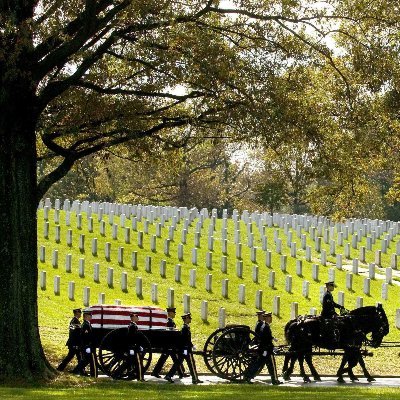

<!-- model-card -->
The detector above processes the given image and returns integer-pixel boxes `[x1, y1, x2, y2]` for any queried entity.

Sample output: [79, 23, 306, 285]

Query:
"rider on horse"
[321, 281, 345, 346]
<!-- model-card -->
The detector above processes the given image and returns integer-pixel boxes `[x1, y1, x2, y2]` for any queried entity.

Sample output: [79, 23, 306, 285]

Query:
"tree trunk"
[0, 26, 52, 380]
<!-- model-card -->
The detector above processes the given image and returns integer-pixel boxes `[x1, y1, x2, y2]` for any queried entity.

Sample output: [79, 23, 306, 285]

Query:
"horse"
[281, 304, 389, 383]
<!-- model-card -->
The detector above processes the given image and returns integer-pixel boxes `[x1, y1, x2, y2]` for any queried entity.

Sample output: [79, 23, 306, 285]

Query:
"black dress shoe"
[151, 373, 161, 378]
[244, 378, 253, 384]
[192, 379, 203, 384]
[165, 376, 174, 383]
[272, 380, 282, 385]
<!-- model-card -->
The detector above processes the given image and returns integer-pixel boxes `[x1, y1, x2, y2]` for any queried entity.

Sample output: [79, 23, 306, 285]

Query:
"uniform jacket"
[321, 291, 342, 318]
[258, 323, 274, 353]
[128, 322, 141, 350]
[255, 320, 263, 335]
[181, 323, 193, 352]
[80, 320, 93, 349]
[66, 316, 81, 347]
[167, 317, 176, 329]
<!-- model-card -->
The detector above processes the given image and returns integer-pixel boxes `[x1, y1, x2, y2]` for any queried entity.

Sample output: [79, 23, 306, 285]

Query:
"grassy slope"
[37, 208, 400, 375]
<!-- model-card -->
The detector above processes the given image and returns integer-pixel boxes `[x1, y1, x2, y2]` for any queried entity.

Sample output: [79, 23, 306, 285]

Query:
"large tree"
[0, 0, 362, 379]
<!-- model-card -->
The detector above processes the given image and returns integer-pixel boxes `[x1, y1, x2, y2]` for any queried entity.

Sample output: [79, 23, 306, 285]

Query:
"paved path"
[136, 374, 400, 387]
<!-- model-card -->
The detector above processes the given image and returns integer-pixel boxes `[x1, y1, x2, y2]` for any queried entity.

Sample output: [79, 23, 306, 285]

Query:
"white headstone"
[175, 264, 181, 282]
[222, 279, 229, 298]
[167, 288, 174, 308]
[206, 274, 212, 292]
[40, 271, 46, 290]
[201, 300, 208, 322]
[183, 293, 191, 313]
[83, 286, 90, 306]
[54, 275, 60, 295]
[94, 263, 100, 283]
[239, 284, 246, 304]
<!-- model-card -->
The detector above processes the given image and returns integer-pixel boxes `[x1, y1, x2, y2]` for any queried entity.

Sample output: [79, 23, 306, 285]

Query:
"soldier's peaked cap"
[256, 310, 265, 315]
[82, 308, 92, 314]
[73, 308, 82, 313]
[325, 281, 335, 286]
[181, 312, 192, 319]
[263, 311, 273, 316]
[166, 307, 176, 312]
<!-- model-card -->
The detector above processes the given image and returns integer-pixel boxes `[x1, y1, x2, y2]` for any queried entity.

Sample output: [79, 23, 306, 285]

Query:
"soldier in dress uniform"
[72, 308, 97, 377]
[321, 281, 345, 345]
[244, 311, 281, 385]
[127, 312, 144, 381]
[151, 307, 185, 378]
[165, 313, 203, 384]
[321, 281, 344, 318]
[255, 310, 265, 335]
[57, 308, 82, 371]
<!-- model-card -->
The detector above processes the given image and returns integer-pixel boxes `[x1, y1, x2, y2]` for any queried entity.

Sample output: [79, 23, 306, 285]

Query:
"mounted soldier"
[321, 281, 345, 347]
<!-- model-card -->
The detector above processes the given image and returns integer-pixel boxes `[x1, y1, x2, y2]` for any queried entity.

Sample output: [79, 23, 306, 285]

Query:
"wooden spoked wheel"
[211, 326, 258, 381]
[98, 328, 152, 380]
[202, 327, 229, 375]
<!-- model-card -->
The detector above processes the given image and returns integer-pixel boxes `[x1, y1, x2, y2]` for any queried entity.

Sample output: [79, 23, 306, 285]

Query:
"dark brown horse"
[281, 304, 389, 382]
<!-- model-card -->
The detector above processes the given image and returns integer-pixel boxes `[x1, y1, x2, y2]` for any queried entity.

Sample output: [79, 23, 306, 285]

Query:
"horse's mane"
[349, 306, 378, 316]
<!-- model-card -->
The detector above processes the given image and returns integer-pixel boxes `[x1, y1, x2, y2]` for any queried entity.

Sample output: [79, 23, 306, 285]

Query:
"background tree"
[3, 0, 349, 379]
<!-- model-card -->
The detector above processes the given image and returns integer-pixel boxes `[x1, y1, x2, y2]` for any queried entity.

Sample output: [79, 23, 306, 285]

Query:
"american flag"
[89, 305, 168, 330]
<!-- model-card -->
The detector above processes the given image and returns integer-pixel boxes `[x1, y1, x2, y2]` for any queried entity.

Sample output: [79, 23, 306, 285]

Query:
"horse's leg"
[304, 353, 321, 381]
[336, 353, 348, 383]
[281, 354, 290, 379]
[282, 351, 297, 381]
[357, 352, 375, 382]
[298, 354, 311, 383]
[343, 350, 359, 382]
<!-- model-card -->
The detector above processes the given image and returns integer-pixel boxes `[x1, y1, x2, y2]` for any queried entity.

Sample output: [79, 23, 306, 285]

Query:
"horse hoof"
[367, 377, 375, 382]
[337, 377, 345, 383]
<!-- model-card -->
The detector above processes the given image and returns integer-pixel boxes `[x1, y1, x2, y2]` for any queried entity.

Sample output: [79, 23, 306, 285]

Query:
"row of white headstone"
[39, 198, 400, 276]
[42, 270, 400, 328]
[39, 198, 400, 242]
[39, 237, 395, 301]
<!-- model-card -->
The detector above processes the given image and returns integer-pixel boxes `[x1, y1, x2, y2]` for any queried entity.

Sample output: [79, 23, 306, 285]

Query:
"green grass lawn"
[37, 207, 400, 376]
[2, 380, 400, 400]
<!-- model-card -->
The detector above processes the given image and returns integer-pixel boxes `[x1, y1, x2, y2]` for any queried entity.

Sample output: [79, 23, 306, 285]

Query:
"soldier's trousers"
[57, 347, 81, 371]
[244, 352, 279, 382]
[127, 352, 143, 381]
[152, 350, 184, 377]
[73, 350, 98, 377]
[166, 352, 199, 382]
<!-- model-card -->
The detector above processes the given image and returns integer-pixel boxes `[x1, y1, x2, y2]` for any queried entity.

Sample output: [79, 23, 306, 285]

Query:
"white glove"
[192, 346, 197, 351]
[183, 349, 188, 355]
[139, 346, 143, 352]
[85, 348, 91, 354]
[262, 351, 267, 357]
[273, 337, 278, 342]
[129, 350, 135, 355]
